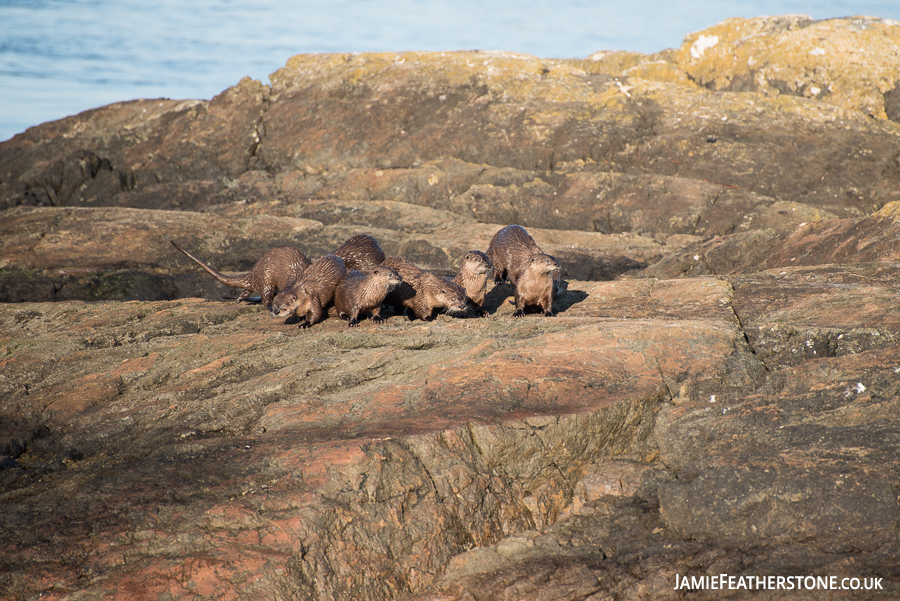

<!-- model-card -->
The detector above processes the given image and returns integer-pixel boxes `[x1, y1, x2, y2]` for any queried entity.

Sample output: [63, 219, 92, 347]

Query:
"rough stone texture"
[2, 15, 900, 601]
[0, 206, 323, 302]
[582, 15, 900, 122]
[642, 200, 900, 278]
[4, 18, 900, 228]
[674, 15, 900, 122]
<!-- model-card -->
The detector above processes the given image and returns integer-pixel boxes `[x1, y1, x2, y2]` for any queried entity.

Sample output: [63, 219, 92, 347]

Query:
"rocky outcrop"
[583, 15, 900, 122]
[4, 18, 900, 230]
[2, 15, 900, 601]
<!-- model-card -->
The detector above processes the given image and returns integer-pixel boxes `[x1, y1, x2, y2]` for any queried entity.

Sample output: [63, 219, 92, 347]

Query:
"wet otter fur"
[333, 234, 386, 271]
[270, 254, 347, 329]
[487, 225, 562, 317]
[382, 257, 468, 321]
[453, 250, 493, 316]
[512, 253, 560, 317]
[171, 241, 311, 308]
[334, 266, 402, 327]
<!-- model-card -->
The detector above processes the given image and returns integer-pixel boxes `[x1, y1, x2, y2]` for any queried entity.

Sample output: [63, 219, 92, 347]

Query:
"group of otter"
[170, 224, 562, 329]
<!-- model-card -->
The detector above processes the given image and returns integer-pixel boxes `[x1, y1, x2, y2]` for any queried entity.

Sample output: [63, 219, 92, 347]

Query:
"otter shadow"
[283, 314, 304, 326]
[553, 288, 589, 312]
[483, 284, 588, 315]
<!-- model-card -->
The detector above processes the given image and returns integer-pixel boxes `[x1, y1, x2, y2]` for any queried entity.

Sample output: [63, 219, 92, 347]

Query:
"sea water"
[2, 0, 899, 141]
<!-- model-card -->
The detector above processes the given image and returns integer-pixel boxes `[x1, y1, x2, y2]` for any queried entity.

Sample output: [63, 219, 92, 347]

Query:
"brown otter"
[333, 234, 386, 271]
[381, 256, 425, 285]
[170, 241, 310, 308]
[382, 256, 468, 321]
[382, 256, 427, 317]
[511, 253, 560, 317]
[486, 225, 562, 317]
[270, 254, 347, 329]
[334, 266, 402, 327]
[452, 250, 493, 316]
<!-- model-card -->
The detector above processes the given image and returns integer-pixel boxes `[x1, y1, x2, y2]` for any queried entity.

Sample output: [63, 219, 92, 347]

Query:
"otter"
[381, 256, 426, 286]
[452, 250, 493, 316]
[333, 234, 386, 271]
[170, 241, 310, 309]
[382, 256, 468, 321]
[511, 253, 560, 317]
[486, 225, 562, 317]
[270, 254, 347, 329]
[382, 256, 428, 317]
[334, 266, 402, 327]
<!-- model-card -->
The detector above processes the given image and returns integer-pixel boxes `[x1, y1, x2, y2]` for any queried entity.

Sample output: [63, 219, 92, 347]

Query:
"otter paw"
[544, 310, 556, 317]
[513, 309, 525, 318]
[348, 320, 360, 328]
[297, 322, 312, 329]
[371, 315, 386, 323]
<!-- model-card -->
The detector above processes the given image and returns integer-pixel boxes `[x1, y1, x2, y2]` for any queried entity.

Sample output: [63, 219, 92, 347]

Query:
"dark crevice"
[724, 281, 771, 373]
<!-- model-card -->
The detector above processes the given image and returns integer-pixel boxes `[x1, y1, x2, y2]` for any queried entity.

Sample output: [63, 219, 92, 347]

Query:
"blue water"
[2, 0, 900, 142]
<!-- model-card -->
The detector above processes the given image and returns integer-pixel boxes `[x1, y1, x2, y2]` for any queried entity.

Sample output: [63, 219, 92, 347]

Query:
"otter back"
[382, 256, 467, 321]
[171, 241, 310, 308]
[486, 224, 543, 286]
[270, 254, 347, 329]
[333, 234, 386, 271]
[382, 256, 425, 282]
[486, 225, 562, 318]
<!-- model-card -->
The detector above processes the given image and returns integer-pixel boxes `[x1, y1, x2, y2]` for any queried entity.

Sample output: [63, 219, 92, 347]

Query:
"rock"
[2, 15, 900, 601]
[257, 50, 900, 222]
[3, 265, 898, 599]
[579, 15, 900, 123]
[4, 21, 900, 229]
[675, 15, 900, 122]
[0, 206, 322, 302]
[643, 200, 900, 278]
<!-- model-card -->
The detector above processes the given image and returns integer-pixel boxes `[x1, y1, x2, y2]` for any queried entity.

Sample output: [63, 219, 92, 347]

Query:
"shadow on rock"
[483, 283, 514, 314]
[483, 283, 588, 316]
[553, 288, 589, 313]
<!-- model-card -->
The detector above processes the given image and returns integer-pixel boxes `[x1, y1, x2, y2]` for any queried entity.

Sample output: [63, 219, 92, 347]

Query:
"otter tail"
[170, 241, 251, 290]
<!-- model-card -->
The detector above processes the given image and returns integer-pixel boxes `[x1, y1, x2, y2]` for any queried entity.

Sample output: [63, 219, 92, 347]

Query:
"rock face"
[1, 15, 900, 601]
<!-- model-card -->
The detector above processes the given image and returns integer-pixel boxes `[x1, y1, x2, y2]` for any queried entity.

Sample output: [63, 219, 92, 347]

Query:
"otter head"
[271, 286, 303, 318]
[531, 253, 560, 273]
[463, 250, 493, 276]
[438, 285, 468, 315]
[373, 266, 402, 288]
